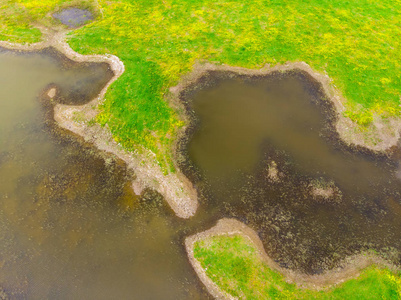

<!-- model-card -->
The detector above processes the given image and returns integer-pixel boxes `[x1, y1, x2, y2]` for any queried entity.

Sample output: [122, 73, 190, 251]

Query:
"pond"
[178, 70, 401, 274]
[2, 46, 401, 299]
[0, 48, 211, 299]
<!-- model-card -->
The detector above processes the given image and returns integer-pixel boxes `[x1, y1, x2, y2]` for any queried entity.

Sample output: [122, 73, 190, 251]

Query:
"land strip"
[186, 218, 400, 299]
[0, 27, 198, 218]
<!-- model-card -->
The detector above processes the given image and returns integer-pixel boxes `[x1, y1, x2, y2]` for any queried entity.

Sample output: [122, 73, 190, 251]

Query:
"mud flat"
[186, 218, 398, 299]
[0, 26, 198, 218]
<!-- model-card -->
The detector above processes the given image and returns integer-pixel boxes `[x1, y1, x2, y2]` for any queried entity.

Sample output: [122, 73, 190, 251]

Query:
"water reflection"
[179, 70, 401, 274]
[4, 46, 400, 299]
[0, 48, 210, 299]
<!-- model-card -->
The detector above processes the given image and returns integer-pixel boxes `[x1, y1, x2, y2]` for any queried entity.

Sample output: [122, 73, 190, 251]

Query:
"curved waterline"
[0, 26, 198, 218]
[186, 218, 398, 298]
[175, 64, 401, 292]
[3, 19, 401, 298]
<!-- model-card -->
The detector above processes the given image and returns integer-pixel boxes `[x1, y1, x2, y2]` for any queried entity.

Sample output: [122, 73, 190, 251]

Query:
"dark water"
[0, 48, 211, 299]
[53, 8, 93, 28]
[4, 46, 401, 300]
[178, 70, 401, 274]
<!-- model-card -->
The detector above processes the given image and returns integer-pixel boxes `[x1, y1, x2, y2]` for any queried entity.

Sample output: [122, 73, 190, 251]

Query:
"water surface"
[179, 70, 401, 274]
[3, 46, 401, 299]
[53, 8, 93, 28]
[0, 48, 211, 299]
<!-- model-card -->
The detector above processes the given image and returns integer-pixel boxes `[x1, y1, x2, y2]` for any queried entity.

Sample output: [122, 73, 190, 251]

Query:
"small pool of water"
[53, 8, 93, 28]
[179, 70, 401, 274]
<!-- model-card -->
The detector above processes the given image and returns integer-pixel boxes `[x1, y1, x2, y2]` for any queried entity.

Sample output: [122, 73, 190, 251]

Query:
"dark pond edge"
[1, 18, 401, 297]
[0, 29, 199, 219]
[186, 218, 398, 296]
[52, 7, 94, 29]
[170, 62, 401, 169]
[167, 61, 401, 291]
[173, 67, 396, 187]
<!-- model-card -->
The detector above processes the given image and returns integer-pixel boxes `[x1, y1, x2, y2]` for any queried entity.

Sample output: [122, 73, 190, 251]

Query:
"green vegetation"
[2, 1, 401, 297]
[1, 0, 401, 169]
[0, 1, 40, 43]
[194, 235, 401, 299]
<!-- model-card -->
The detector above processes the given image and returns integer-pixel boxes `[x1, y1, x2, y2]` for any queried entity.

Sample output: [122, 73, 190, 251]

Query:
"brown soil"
[308, 179, 342, 204]
[47, 87, 57, 98]
[267, 160, 280, 182]
[311, 187, 334, 199]
[186, 218, 398, 298]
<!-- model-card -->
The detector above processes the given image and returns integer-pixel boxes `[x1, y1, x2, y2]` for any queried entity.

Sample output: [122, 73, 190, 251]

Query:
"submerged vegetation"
[194, 235, 401, 299]
[2, 0, 401, 298]
[1, 0, 401, 169]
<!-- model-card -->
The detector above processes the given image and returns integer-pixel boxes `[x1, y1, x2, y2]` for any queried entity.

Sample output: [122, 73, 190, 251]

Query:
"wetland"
[2, 46, 401, 299]
[178, 69, 401, 275]
[0, 48, 211, 299]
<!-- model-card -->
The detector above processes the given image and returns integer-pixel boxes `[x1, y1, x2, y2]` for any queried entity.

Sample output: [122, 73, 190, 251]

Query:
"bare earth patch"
[266, 160, 280, 182]
[308, 179, 342, 204]
[47, 87, 57, 98]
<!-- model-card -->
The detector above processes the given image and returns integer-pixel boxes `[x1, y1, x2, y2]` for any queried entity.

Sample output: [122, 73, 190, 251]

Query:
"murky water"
[4, 46, 401, 300]
[0, 48, 211, 299]
[178, 70, 401, 274]
[53, 8, 93, 28]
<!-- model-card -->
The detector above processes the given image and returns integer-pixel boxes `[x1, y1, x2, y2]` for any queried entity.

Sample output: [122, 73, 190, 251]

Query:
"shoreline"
[0, 26, 198, 219]
[186, 218, 399, 298]
[3, 20, 401, 297]
[170, 61, 401, 155]
[2, 26, 399, 219]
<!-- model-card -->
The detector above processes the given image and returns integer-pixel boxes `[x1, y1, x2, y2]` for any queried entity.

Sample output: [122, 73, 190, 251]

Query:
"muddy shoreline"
[173, 66, 395, 188]
[170, 61, 401, 155]
[174, 64, 401, 293]
[186, 218, 398, 298]
[3, 20, 401, 298]
[0, 27, 198, 219]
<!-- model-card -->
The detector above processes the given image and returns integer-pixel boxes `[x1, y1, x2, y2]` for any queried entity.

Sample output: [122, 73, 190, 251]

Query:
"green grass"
[0, 1, 41, 43]
[2, 2, 401, 297]
[2, 0, 401, 170]
[194, 235, 401, 299]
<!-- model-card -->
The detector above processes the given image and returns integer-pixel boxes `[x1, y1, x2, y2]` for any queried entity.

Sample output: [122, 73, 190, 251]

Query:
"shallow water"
[0, 48, 211, 299]
[4, 46, 401, 299]
[179, 70, 401, 274]
[53, 8, 93, 28]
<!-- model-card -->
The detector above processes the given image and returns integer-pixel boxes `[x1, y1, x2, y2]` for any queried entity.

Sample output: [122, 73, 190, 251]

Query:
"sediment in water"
[0, 26, 198, 219]
[3, 19, 401, 295]
[170, 61, 401, 160]
[174, 64, 401, 293]
[186, 218, 398, 297]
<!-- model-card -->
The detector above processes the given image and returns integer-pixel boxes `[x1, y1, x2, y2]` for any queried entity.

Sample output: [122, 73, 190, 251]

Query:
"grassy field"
[1, 0, 401, 170]
[194, 235, 401, 299]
